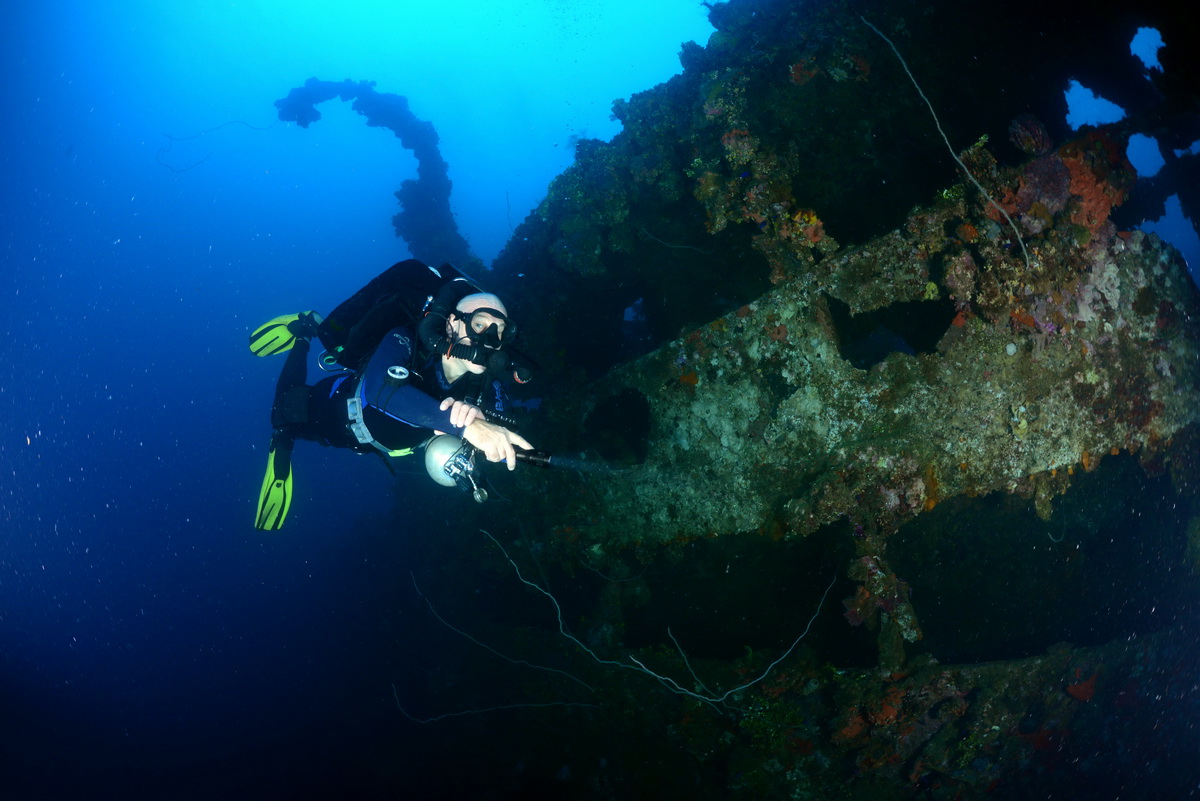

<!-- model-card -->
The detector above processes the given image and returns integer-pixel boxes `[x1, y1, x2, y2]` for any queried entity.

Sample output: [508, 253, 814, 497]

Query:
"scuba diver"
[248, 259, 535, 530]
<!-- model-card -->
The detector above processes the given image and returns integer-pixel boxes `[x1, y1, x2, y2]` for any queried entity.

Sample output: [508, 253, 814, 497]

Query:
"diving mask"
[460, 308, 514, 351]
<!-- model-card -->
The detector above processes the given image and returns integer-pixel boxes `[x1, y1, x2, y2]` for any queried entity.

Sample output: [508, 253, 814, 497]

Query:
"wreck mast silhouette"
[275, 78, 481, 272]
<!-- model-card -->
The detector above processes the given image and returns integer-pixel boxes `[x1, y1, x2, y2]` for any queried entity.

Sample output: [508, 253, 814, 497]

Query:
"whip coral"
[861, 15, 1031, 269]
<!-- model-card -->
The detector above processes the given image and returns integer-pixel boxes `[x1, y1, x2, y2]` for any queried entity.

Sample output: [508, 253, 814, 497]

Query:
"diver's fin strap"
[346, 395, 414, 459]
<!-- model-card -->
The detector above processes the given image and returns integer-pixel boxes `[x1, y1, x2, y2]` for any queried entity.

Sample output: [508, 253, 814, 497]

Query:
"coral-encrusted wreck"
[525, 128, 1197, 525]
[519, 139, 1198, 552]
[425, 1, 1200, 797]
[492, 7, 1200, 642]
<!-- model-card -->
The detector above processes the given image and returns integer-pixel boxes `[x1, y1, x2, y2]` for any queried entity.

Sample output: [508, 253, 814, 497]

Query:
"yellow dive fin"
[248, 311, 323, 357]
[255, 443, 293, 530]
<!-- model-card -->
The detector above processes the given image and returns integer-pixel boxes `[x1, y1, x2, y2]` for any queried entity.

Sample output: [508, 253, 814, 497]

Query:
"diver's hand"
[440, 397, 483, 429]
[462, 420, 534, 470]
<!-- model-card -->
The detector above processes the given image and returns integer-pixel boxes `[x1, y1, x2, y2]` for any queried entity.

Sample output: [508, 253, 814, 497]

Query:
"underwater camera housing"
[424, 434, 488, 503]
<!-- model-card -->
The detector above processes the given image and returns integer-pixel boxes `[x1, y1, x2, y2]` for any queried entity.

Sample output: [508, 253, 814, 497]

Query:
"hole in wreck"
[583, 388, 652, 465]
[826, 293, 956, 370]
[888, 453, 1197, 664]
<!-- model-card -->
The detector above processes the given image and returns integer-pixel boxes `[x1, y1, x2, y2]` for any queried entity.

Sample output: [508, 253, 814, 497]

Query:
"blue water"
[1, 2, 712, 797]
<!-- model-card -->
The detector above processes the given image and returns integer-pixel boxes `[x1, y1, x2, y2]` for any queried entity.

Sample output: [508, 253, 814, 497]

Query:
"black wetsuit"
[269, 325, 508, 466]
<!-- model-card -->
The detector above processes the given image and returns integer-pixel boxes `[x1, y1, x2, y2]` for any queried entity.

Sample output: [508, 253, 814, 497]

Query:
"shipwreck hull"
[427, 1, 1200, 795]
[514, 146, 1200, 554]
[455, 143, 1200, 796]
